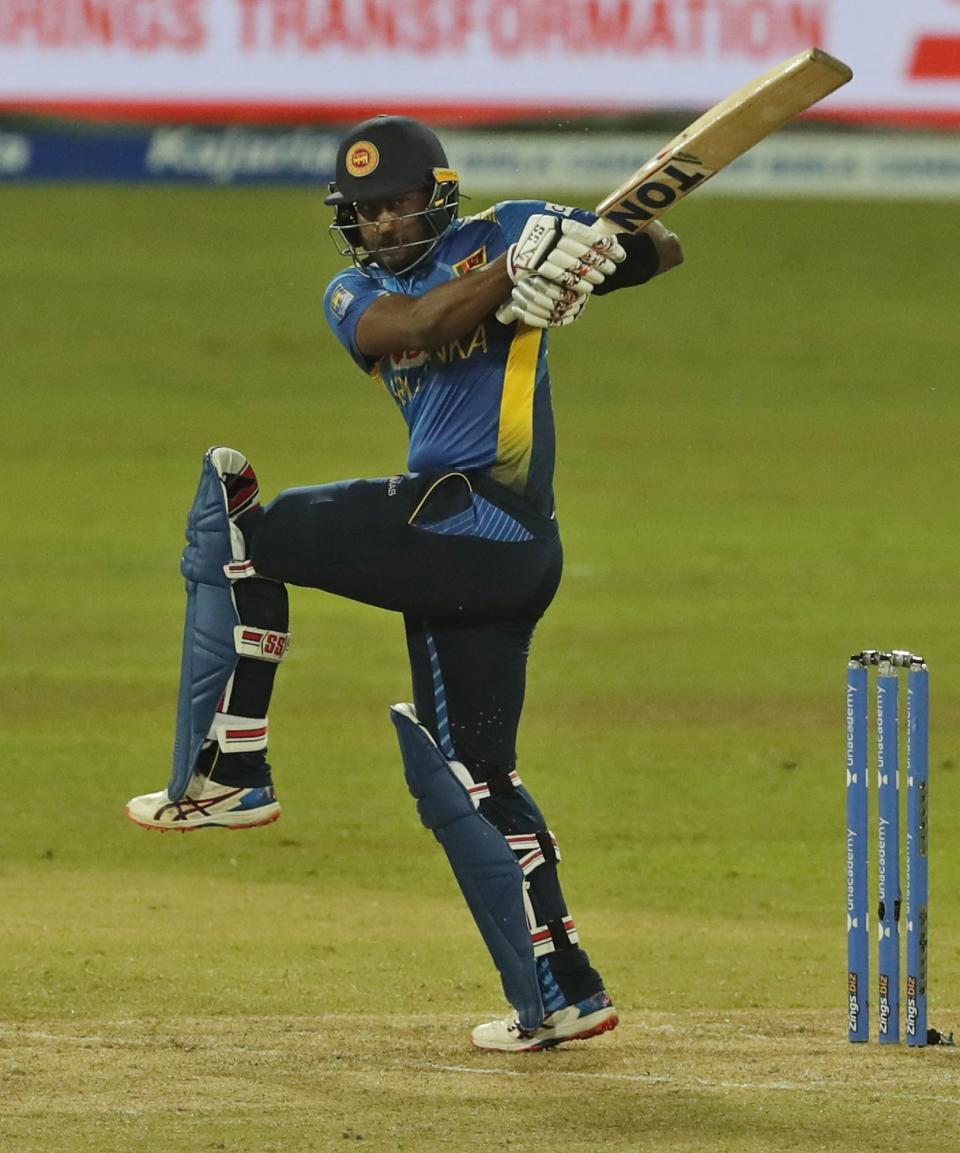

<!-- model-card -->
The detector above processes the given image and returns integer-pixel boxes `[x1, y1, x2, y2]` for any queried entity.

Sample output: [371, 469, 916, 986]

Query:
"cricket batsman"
[126, 115, 682, 1051]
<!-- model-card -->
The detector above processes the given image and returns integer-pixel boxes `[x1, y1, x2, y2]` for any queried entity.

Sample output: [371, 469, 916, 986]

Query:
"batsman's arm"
[592, 221, 683, 296]
[355, 256, 513, 358]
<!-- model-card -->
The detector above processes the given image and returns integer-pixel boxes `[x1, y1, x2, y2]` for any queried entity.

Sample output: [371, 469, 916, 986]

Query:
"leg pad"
[169, 449, 286, 800]
[169, 452, 243, 800]
[390, 703, 543, 1032]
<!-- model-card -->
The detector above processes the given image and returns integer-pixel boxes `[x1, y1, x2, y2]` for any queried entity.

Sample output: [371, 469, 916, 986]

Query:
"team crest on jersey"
[329, 282, 355, 319]
[453, 246, 487, 277]
[346, 141, 379, 177]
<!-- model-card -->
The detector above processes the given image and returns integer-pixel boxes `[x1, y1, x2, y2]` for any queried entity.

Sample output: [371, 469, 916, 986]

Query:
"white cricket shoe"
[125, 777, 281, 831]
[471, 989, 619, 1052]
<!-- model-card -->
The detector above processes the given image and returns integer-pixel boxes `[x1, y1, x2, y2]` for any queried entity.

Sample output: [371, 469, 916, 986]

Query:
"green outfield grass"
[2, 184, 959, 1151]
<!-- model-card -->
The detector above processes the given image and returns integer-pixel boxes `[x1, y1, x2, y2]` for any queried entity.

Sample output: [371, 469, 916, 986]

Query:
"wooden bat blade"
[596, 47, 853, 235]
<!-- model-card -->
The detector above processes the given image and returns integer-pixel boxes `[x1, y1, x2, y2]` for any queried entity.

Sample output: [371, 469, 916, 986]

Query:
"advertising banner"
[3, 122, 960, 198]
[1, 1, 959, 127]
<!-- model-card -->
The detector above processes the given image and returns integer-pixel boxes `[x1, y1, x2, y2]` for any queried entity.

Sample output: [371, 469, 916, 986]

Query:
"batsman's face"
[355, 189, 433, 271]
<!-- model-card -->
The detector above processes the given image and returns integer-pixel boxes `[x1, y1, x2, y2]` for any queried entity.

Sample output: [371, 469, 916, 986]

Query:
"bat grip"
[594, 217, 624, 237]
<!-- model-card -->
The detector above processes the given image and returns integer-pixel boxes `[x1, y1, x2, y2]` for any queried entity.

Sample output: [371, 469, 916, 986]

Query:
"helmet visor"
[329, 170, 460, 277]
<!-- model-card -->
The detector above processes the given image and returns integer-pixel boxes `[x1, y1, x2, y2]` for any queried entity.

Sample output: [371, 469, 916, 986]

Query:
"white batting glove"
[506, 215, 626, 291]
[507, 275, 590, 329]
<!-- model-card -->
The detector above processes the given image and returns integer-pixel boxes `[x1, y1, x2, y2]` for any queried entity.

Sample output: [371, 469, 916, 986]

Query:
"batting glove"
[506, 275, 590, 328]
[506, 215, 626, 291]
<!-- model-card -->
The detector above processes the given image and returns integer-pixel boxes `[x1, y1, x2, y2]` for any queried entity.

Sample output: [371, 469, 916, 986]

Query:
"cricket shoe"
[471, 989, 618, 1053]
[125, 777, 281, 831]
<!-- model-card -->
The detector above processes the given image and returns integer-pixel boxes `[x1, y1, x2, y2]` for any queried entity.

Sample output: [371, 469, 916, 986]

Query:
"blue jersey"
[323, 200, 596, 515]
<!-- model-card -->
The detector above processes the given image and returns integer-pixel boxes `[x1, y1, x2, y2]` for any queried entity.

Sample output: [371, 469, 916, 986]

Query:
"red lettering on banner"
[718, 0, 825, 57]
[577, 0, 629, 50]
[646, 0, 676, 50]
[0, 0, 826, 60]
[486, 0, 823, 58]
[273, 0, 307, 49]
[562, 0, 709, 54]
[684, 0, 708, 52]
[0, 0, 206, 49]
[236, 0, 252, 47]
[488, 0, 520, 54]
[235, 0, 472, 54]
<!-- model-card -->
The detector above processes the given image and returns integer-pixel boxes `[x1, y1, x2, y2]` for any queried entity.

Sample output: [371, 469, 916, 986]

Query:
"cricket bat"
[593, 46, 853, 237]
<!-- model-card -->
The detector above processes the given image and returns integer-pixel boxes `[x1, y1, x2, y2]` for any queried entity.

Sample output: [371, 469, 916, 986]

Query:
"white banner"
[1, 0, 959, 127]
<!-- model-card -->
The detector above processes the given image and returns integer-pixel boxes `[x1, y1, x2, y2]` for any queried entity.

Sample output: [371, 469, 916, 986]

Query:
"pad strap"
[234, 626, 291, 662]
[208, 713, 269, 752]
[511, 831, 575, 955]
[505, 831, 560, 875]
[225, 559, 257, 580]
[530, 916, 580, 957]
[450, 765, 522, 807]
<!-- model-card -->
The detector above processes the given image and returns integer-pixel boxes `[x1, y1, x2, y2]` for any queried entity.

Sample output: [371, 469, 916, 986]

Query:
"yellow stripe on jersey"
[491, 322, 542, 493]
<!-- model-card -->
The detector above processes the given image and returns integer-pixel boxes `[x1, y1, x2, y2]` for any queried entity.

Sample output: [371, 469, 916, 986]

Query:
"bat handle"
[594, 217, 624, 237]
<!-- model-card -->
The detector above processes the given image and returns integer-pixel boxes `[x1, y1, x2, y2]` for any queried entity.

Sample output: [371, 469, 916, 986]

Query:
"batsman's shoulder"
[323, 266, 388, 325]
[323, 263, 372, 299]
[461, 199, 542, 230]
[483, 199, 597, 243]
